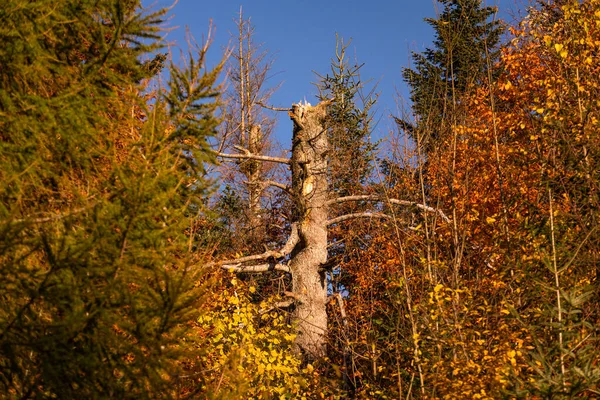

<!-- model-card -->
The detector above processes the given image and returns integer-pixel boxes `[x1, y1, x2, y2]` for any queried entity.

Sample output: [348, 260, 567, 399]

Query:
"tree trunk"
[288, 101, 329, 360]
[246, 124, 264, 242]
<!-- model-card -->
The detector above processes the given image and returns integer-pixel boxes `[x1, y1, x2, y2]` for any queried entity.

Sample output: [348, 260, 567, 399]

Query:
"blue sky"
[145, 0, 528, 144]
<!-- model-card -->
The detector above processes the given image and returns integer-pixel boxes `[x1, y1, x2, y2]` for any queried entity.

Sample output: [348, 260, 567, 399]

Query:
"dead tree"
[217, 9, 278, 246]
[216, 100, 449, 361]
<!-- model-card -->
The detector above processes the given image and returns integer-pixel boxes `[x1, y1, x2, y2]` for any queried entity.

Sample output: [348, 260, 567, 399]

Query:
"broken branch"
[327, 212, 390, 226]
[215, 151, 291, 165]
[263, 180, 289, 192]
[256, 101, 291, 112]
[221, 263, 291, 273]
[243, 179, 289, 192]
[327, 195, 450, 223]
[218, 223, 299, 274]
[259, 299, 295, 315]
[333, 292, 348, 328]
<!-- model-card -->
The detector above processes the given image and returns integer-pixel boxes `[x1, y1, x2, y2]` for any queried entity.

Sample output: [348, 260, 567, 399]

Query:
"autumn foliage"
[3, 0, 600, 399]
[322, 1, 600, 398]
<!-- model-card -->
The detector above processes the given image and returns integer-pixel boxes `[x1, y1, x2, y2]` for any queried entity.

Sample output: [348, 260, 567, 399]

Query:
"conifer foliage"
[402, 0, 503, 151]
[316, 36, 377, 197]
[0, 1, 221, 397]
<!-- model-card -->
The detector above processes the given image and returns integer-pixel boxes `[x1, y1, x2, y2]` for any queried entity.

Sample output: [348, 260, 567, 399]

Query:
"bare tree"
[215, 100, 448, 361]
[217, 9, 279, 247]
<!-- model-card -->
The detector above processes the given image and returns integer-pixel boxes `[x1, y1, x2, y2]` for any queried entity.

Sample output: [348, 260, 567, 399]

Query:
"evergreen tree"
[402, 0, 504, 153]
[316, 36, 378, 197]
[0, 0, 221, 397]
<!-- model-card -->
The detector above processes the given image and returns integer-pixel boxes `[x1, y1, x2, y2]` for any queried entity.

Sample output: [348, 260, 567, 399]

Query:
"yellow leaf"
[543, 35, 552, 46]
[486, 216, 496, 224]
[560, 49, 568, 58]
[554, 43, 564, 53]
[249, 286, 256, 293]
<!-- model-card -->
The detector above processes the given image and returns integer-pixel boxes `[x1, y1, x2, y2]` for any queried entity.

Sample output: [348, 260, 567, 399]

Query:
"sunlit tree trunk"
[288, 102, 330, 359]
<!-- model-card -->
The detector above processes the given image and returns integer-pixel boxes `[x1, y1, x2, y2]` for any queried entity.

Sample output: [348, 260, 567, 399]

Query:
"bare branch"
[333, 292, 348, 328]
[279, 223, 300, 255]
[218, 223, 298, 266]
[259, 299, 295, 314]
[214, 151, 291, 165]
[263, 180, 289, 192]
[327, 195, 450, 223]
[256, 101, 291, 112]
[283, 290, 300, 300]
[218, 223, 299, 274]
[259, 291, 300, 314]
[221, 263, 290, 273]
[241, 179, 289, 192]
[327, 212, 390, 226]
[220, 251, 275, 265]
[232, 145, 252, 154]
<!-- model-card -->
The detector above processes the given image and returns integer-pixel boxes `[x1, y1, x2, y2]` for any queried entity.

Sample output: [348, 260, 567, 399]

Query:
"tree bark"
[246, 124, 264, 242]
[288, 101, 329, 360]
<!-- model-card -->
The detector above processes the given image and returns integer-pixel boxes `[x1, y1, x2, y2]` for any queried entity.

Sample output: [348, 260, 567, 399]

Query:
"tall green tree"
[314, 38, 379, 292]
[316, 37, 378, 197]
[0, 0, 221, 397]
[401, 0, 504, 152]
